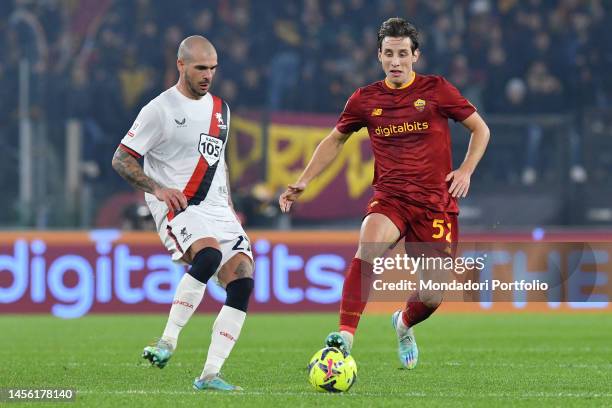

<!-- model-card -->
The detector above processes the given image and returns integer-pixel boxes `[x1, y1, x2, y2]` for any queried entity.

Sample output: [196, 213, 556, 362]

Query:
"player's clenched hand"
[279, 182, 307, 213]
[446, 166, 472, 198]
[154, 187, 188, 212]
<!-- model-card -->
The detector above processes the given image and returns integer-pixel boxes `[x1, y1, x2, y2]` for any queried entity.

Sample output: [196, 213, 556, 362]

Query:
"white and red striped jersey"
[119, 86, 232, 221]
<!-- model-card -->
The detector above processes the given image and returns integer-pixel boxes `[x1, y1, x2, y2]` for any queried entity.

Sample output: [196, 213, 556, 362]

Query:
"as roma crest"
[414, 99, 426, 112]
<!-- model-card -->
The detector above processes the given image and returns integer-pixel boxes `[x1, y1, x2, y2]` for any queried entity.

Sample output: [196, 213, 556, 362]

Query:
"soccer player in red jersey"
[279, 18, 490, 369]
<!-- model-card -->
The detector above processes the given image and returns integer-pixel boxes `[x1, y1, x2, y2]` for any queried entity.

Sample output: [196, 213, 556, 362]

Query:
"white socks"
[395, 311, 410, 335]
[159, 274, 248, 379]
[200, 306, 246, 379]
[161, 273, 206, 349]
[340, 330, 354, 350]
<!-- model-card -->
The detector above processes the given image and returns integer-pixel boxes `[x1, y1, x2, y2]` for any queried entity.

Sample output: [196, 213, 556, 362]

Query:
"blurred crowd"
[1, 0, 611, 226]
[3, 0, 612, 122]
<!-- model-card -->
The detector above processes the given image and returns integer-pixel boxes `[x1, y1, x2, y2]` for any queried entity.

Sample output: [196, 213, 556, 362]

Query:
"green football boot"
[324, 332, 351, 356]
[142, 339, 174, 369]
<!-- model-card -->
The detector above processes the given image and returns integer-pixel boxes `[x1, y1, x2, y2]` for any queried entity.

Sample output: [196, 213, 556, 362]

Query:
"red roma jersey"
[335, 73, 476, 213]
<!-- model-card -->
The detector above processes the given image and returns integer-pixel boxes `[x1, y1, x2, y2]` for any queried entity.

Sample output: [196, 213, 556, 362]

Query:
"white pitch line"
[425, 346, 612, 352]
[39, 362, 189, 367]
[439, 362, 612, 369]
[38, 361, 612, 370]
[74, 390, 612, 398]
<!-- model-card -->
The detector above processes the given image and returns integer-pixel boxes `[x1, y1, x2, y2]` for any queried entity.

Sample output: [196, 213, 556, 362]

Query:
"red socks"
[401, 291, 439, 328]
[338, 258, 439, 334]
[339, 258, 374, 335]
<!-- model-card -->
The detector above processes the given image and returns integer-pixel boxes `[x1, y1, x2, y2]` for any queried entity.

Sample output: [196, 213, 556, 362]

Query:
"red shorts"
[365, 191, 458, 256]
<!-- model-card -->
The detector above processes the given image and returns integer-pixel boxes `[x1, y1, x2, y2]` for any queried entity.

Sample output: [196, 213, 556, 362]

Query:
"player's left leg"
[392, 209, 458, 369]
[194, 252, 253, 392]
[392, 278, 444, 369]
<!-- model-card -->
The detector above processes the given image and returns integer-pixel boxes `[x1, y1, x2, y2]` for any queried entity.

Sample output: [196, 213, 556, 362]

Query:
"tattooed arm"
[112, 146, 187, 212]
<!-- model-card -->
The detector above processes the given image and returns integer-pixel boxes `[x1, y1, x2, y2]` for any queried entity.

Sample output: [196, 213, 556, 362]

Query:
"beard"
[186, 74, 209, 97]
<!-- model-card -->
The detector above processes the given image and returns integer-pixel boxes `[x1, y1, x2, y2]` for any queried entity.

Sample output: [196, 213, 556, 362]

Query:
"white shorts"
[153, 204, 253, 281]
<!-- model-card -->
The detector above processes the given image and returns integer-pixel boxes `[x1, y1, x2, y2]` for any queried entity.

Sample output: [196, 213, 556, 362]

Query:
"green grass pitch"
[1, 313, 611, 407]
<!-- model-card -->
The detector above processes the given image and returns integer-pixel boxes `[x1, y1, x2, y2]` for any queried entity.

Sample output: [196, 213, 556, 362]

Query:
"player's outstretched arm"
[279, 127, 351, 213]
[111, 146, 187, 212]
[446, 112, 490, 198]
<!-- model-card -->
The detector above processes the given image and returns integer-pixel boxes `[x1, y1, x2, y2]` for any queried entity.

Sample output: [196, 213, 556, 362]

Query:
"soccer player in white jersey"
[112, 36, 252, 392]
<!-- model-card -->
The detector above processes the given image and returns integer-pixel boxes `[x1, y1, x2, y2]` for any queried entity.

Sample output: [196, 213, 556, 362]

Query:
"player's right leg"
[143, 237, 222, 368]
[326, 210, 401, 354]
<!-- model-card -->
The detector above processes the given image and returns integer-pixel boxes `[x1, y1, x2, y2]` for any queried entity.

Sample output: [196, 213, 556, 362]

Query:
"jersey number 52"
[199, 133, 223, 165]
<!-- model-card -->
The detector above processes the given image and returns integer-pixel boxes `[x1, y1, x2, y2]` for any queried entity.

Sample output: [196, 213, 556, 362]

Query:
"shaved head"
[177, 35, 216, 62]
[175, 35, 218, 99]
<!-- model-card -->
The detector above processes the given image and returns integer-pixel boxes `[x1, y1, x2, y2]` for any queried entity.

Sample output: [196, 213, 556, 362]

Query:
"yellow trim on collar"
[384, 71, 416, 90]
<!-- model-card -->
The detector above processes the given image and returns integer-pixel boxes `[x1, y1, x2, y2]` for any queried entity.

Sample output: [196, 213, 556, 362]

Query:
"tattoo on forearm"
[112, 148, 162, 194]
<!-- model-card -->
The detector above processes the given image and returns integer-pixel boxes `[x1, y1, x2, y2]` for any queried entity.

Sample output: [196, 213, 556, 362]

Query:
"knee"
[355, 246, 379, 265]
[188, 247, 223, 283]
[225, 277, 254, 312]
[418, 290, 443, 308]
[355, 242, 390, 265]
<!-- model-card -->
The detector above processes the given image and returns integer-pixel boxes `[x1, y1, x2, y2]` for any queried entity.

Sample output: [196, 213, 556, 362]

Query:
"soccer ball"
[307, 347, 357, 392]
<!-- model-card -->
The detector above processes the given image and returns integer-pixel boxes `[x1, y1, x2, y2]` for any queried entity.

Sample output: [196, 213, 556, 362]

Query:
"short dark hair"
[377, 17, 419, 52]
